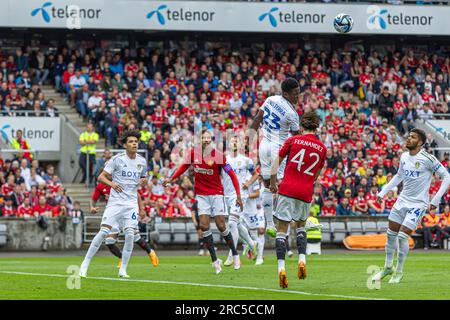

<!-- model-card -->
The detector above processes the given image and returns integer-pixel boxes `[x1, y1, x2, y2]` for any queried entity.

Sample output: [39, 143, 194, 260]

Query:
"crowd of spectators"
[2, 41, 450, 223]
[0, 154, 83, 225]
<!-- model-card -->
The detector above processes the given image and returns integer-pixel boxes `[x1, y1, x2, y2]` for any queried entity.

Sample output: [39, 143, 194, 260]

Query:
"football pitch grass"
[0, 250, 449, 300]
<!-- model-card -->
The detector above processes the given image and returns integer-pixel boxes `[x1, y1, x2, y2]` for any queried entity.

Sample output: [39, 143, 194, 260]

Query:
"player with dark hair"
[80, 130, 148, 278]
[250, 77, 301, 238]
[163, 130, 243, 274]
[373, 128, 450, 284]
[90, 181, 159, 268]
[269, 111, 327, 288]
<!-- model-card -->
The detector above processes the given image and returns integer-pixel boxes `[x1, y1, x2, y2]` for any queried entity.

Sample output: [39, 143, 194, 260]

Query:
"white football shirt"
[222, 154, 255, 197]
[260, 95, 300, 148]
[380, 150, 450, 208]
[104, 152, 148, 208]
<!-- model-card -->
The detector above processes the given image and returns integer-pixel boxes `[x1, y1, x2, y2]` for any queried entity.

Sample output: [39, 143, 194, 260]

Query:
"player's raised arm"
[90, 185, 101, 214]
[249, 108, 264, 147]
[377, 155, 405, 202]
[429, 156, 450, 209]
[163, 150, 193, 187]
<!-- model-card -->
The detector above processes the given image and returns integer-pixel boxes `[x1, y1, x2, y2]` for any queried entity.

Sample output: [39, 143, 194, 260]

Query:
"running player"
[250, 78, 301, 237]
[79, 130, 148, 278]
[163, 130, 243, 274]
[270, 111, 327, 289]
[373, 128, 450, 284]
[222, 136, 257, 267]
[90, 181, 159, 268]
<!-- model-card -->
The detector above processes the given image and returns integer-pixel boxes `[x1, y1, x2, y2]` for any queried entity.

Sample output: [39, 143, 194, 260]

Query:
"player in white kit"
[79, 130, 148, 278]
[250, 78, 301, 237]
[373, 128, 450, 284]
[242, 177, 266, 265]
[222, 136, 258, 266]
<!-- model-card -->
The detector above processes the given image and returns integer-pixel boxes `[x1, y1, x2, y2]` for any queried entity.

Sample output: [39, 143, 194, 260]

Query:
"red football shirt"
[17, 204, 33, 217]
[189, 148, 230, 196]
[278, 134, 327, 203]
[321, 205, 336, 216]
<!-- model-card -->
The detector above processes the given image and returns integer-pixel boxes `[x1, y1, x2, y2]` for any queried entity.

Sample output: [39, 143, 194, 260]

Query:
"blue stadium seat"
[186, 222, 199, 244]
[377, 221, 389, 233]
[0, 224, 6, 246]
[320, 222, 331, 243]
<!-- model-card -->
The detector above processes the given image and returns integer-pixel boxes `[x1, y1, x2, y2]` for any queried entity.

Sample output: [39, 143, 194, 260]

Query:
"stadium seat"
[171, 222, 187, 244]
[377, 221, 389, 233]
[331, 222, 347, 243]
[321, 222, 331, 243]
[362, 221, 378, 235]
[0, 224, 6, 246]
[155, 222, 172, 244]
[185, 222, 199, 244]
[346, 221, 364, 235]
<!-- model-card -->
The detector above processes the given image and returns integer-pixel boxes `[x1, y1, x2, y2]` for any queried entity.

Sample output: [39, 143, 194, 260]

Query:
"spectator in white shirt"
[25, 167, 46, 191]
[20, 158, 31, 182]
[258, 73, 275, 92]
[69, 70, 87, 106]
[88, 89, 103, 116]
[228, 93, 243, 110]
[417, 103, 434, 120]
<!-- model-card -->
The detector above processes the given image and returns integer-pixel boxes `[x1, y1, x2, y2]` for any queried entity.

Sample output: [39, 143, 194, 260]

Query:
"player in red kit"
[269, 111, 327, 288]
[163, 129, 243, 274]
[90, 181, 159, 268]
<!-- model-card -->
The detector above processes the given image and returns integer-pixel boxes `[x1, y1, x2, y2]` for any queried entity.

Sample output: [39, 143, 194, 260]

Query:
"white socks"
[396, 231, 409, 274]
[385, 228, 398, 269]
[228, 215, 240, 259]
[257, 233, 265, 260]
[262, 189, 274, 226]
[238, 221, 255, 248]
[120, 228, 135, 275]
[81, 227, 110, 268]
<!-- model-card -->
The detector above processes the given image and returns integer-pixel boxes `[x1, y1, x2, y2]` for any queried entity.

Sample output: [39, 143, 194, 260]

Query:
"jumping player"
[270, 111, 327, 288]
[163, 130, 243, 274]
[250, 78, 301, 237]
[79, 130, 148, 278]
[373, 128, 450, 284]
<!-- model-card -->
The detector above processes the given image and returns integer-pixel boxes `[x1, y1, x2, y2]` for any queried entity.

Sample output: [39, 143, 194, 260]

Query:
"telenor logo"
[367, 5, 433, 31]
[31, 2, 102, 23]
[258, 7, 325, 27]
[367, 5, 388, 30]
[146, 4, 168, 25]
[0, 124, 11, 142]
[31, 2, 53, 23]
[146, 4, 215, 25]
[259, 7, 279, 27]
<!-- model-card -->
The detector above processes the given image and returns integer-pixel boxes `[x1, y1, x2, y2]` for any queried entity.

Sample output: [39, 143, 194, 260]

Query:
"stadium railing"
[0, 110, 59, 116]
[0, 149, 40, 161]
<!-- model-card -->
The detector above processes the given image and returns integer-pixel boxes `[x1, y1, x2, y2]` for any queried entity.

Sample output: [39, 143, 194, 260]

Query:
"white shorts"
[259, 139, 286, 180]
[196, 195, 227, 217]
[225, 195, 247, 216]
[102, 204, 139, 231]
[243, 210, 265, 229]
[274, 194, 311, 222]
[389, 204, 427, 231]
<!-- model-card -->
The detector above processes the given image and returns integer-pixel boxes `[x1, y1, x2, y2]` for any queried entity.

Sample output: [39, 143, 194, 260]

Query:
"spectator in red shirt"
[32, 195, 54, 218]
[321, 198, 337, 217]
[384, 190, 397, 211]
[1, 197, 17, 217]
[353, 188, 369, 215]
[17, 197, 33, 218]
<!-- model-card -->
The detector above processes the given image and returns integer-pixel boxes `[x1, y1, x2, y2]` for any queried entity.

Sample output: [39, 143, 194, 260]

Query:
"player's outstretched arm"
[137, 192, 145, 219]
[163, 163, 191, 187]
[98, 170, 123, 193]
[377, 173, 404, 201]
[243, 167, 260, 190]
[249, 109, 264, 147]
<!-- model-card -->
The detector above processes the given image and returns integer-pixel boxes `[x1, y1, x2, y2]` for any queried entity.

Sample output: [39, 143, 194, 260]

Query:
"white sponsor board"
[0, 1, 449, 35]
[0, 117, 60, 151]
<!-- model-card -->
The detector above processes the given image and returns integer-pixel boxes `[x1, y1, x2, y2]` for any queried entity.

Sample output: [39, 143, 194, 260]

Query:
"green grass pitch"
[0, 251, 449, 300]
